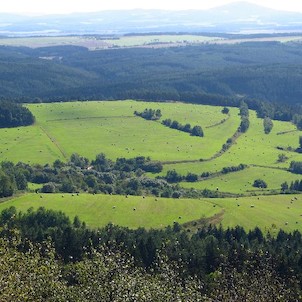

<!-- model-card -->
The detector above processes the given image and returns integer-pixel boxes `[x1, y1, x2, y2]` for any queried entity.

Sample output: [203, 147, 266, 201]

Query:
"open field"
[181, 166, 301, 194]
[2, 100, 302, 232]
[1, 100, 302, 195]
[2, 193, 302, 233]
[0, 124, 63, 164]
[161, 111, 301, 174]
[0, 35, 301, 50]
[157, 110, 302, 194]
[0, 36, 109, 50]
[104, 35, 223, 47]
[0, 193, 220, 229]
[7, 100, 238, 164]
[0, 35, 222, 50]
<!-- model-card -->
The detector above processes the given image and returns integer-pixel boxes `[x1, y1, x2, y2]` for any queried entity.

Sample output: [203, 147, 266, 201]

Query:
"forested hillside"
[1, 42, 302, 107]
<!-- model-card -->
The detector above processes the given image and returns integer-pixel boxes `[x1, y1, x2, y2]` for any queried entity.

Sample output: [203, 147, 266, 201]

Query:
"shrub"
[253, 179, 267, 188]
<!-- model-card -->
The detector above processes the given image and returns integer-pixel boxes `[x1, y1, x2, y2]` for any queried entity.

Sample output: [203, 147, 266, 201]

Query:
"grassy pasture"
[0, 36, 110, 50]
[2, 193, 302, 233]
[0, 35, 222, 50]
[0, 124, 63, 164]
[0, 35, 301, 50]
[213, 194, 302, 234]
[158, 111, 302, 194]
[105, 35, 222, 47]
[181, 166, 301, 194]
[161, 111, 301, 175]
[1, 100, 302, 197]
[19, 100, 239, 163]
[0, 193, 220, 229]
[221, 111, 301, 168]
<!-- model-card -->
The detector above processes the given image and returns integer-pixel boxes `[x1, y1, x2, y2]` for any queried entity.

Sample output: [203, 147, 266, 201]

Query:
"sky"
[1, 0, 302, 15]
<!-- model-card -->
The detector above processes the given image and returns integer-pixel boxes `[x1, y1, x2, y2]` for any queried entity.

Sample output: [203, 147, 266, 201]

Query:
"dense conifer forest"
[0, 42, 302, 110]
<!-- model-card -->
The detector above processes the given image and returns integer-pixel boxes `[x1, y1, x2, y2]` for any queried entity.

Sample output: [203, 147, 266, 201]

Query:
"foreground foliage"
[0, 224, 300, 301]
[0, 207, 301, 301]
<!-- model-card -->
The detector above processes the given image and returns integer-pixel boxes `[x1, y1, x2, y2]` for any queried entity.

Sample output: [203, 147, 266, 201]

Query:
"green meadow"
[181, 167, 301, 194]
[0, 100, 238, 164]
[1, 100, 302, 195]
[105, 35, 222, 47]
[1, 100, 302, 231]
[160, 110, 302, 194]
[0, 35, 301, 50]
[0, 193, 220, 229]
[3, 193, 302, 233]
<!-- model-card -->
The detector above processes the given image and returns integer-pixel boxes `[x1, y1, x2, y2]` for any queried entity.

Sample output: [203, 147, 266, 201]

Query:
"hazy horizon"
[1, 0, 302, 16]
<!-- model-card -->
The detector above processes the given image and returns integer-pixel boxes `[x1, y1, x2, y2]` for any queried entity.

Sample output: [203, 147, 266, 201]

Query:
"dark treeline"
[0, 206, 301, 300]
[1, 43, 302, 123]
[289, 180, 302, 192]
[289, 161, 302, 175]
[0, 100, 34, 128]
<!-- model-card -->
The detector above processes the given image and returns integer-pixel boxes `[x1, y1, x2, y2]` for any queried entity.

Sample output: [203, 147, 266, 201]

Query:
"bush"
[264, 117, 273, 134]
[253, 179, 267, 188]
[166, 170, 183, 183]
[40, 182, 57, 193]
[222, 107, 229, 114]
[191, 125, 204, 137]
[185, 173, 198, 182]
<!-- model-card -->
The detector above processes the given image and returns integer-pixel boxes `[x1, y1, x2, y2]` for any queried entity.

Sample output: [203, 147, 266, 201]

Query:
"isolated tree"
[263, 117, 273, 134]
[277, 153, 288, 163]
[253, 179, 267, 188]
[191, 125, 204, 137]
[281, 181, 289, 192]
[222, 107, 229, 114]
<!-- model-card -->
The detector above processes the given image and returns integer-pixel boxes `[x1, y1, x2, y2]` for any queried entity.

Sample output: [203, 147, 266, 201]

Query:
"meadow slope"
[2, 193, 302, 233]
[1, 100, 302, 231]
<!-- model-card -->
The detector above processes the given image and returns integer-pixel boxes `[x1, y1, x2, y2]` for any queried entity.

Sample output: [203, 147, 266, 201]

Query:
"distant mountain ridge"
[1, 2, 302, 36]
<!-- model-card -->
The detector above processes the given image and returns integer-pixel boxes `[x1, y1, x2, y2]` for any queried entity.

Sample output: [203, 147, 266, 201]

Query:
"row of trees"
[289, 161, 302, 174]
[163, 164, 247, 183]
[162, 119, 204, 137]
[238, 101, 250, 133]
